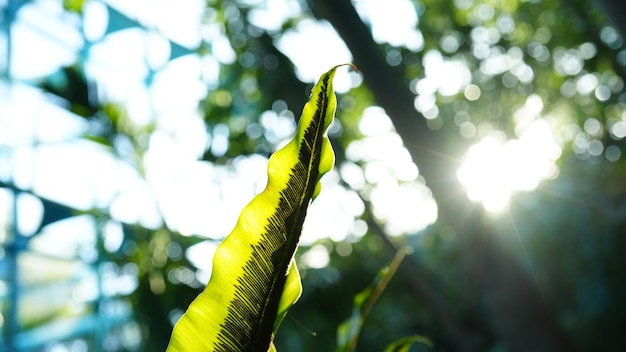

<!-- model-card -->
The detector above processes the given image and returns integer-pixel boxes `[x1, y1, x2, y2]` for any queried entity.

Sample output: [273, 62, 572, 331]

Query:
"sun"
[457, 120, 561, 212]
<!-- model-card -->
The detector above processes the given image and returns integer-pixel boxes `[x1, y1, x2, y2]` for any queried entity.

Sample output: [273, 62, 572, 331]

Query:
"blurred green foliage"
[27, 0, 626, 351]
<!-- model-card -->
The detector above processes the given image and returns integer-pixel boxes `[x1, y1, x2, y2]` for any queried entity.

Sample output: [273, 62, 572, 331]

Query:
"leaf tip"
[332, 63, 358, 73]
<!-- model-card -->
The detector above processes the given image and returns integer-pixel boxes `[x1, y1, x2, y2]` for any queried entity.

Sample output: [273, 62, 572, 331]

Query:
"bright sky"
[1, 0, 567, 283]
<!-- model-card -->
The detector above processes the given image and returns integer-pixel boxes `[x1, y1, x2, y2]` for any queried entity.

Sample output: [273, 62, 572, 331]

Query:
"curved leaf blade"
[384, 335, 433, 352]
[167, 64, 354, 352]
[337, 247, 411, 352]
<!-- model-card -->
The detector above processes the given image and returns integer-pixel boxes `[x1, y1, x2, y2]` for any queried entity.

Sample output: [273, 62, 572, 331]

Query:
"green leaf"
[383, 335, 433, 352]
[63, 0, 86, 13]
[167, 64, 355, 352]
[337, 247, 412, 352]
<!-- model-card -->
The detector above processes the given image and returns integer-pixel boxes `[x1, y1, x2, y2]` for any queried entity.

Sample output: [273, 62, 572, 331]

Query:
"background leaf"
[337, 247, 412, 352]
